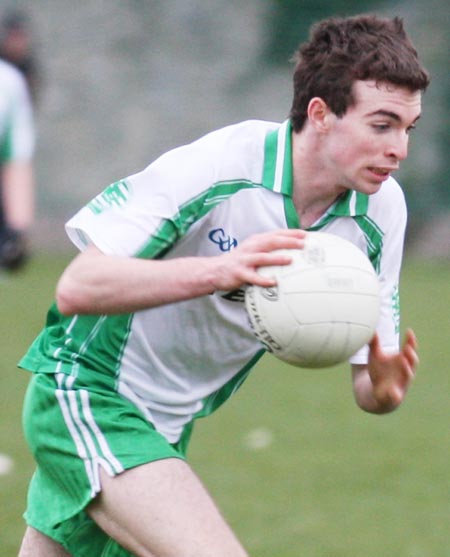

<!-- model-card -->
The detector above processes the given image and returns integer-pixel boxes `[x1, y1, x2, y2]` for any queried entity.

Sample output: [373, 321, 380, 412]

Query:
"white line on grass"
[0, 453, 14, 475]
[243, 428, 274, 450]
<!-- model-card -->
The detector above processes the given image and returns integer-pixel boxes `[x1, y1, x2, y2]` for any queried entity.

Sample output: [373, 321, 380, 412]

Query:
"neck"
[291, 129, 344, 228]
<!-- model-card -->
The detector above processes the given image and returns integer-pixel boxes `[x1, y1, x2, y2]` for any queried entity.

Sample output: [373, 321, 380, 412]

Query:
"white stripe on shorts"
[79, 389, 124, 473]
[55, 373, 124, 496]
[55, 375, 97, 495]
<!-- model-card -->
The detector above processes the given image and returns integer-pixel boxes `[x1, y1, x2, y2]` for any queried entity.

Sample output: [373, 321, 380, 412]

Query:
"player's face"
[325, 80, 422, 195]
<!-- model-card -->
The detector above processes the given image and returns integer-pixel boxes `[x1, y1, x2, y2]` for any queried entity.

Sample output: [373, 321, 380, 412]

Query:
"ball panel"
[285, 292, 380, 327]
[281, 266, 379, 295]
[279, 322, 352, 367]
[279, 322, 375, 368]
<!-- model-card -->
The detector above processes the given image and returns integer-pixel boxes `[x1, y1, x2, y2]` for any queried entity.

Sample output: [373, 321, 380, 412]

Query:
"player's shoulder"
[150, 120, 280, 166]
[0, 58, 27, 89]
[130, 119, 283, 192]
[149, 119, 281, 181]
[195, 119, 281, 150]
[189, 120, 281, 177]
[206, 119, 280, 136]
[366, 176, 407, 231]
[370, 176, 406, 210]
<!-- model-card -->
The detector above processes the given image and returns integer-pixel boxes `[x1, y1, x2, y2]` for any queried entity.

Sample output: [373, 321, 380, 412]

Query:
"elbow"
[56, 275, 86, 316]
[55, 246, 105, 316]
[56, 296, 76, 317]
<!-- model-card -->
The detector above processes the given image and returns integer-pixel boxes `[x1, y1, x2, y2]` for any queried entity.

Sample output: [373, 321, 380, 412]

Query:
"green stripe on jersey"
[196, 349, 265, 419]
[19, 305, 133, 385]
[283, 197, 300, 228]
[354, 215, 384, 271]
[137, 180, 261, 259]
[0, 119, 13, 162]
[263, 121, 293, 195]
[176, 179, 260, 232]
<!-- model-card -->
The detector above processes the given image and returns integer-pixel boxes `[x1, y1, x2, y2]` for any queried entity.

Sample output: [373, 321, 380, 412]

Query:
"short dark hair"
[290, 15, 430, 132]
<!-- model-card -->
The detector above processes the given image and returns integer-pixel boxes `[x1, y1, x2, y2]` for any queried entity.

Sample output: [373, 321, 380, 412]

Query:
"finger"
[249, 238, 305, 255]
[402, 342, 419, 370]
[242, 251, 295, 270]
[240, 230, 307, 253]
[400, 357, 417, 384]
[250, 229, 307, 244]
[248, 273, 278, 287]
[402, 329, 419, 369]
[269, 228, 307, 239]
[403, 328, 417, 350]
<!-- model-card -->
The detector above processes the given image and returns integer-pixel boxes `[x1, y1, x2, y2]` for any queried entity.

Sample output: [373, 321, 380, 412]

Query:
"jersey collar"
[263, 120, 293, 195]
[262, 119, 369, 218]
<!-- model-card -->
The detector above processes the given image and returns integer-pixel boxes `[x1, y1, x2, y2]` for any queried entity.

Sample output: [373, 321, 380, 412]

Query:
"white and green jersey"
[0, 59, 34, 163]
[20, 119, 405, 443]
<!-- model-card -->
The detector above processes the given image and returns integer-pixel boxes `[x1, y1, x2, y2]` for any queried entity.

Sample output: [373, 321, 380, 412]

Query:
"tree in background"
[263, 0, 382, 65]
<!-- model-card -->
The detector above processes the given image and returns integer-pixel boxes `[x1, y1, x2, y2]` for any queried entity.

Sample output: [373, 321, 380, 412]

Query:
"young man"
[18, 14, 428, 557]
[0, 57, 35, 272]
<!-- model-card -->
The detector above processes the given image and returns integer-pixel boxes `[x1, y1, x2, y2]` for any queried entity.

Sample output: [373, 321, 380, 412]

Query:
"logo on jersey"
[208, 228, 238, 252]
[88, 180, 131, 215]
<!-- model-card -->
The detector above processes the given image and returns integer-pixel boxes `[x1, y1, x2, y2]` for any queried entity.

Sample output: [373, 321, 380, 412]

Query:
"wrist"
[353, 366, 402, 414]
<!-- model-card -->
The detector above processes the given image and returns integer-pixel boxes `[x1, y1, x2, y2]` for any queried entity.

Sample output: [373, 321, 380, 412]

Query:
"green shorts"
[22, 370, 192, 557]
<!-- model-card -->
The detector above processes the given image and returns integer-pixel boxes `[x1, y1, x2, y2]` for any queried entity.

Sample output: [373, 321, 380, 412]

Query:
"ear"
[307, 97, 334, 132]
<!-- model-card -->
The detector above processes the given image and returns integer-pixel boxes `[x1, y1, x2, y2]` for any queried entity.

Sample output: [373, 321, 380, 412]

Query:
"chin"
[350, 179, 383, 195]
[365, 181, 383, 194]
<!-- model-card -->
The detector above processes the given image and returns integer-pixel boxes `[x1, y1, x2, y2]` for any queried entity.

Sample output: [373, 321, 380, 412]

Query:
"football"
[245, 232, 380, 368]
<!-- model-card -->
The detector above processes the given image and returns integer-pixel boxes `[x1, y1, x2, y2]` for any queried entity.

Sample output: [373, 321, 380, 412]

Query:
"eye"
[406, 124, 417, 135]
[372, 123, 390, 132]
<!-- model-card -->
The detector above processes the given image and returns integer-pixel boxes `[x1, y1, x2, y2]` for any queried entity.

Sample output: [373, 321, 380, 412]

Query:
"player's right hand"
[208, 229, 307, 291]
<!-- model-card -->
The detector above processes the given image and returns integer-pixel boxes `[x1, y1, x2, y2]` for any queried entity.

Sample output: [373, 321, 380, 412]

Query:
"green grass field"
[1, 254, 449, 556]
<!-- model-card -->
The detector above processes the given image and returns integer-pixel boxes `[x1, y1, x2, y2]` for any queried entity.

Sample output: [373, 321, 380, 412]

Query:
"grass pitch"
[0, 254, 448, 556]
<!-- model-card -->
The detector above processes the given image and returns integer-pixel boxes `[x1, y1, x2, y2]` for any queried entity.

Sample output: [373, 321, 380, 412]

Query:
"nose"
[385, 133, 409, 161]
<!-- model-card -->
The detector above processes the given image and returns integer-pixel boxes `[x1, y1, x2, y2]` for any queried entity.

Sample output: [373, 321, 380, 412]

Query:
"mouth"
[367, 166, 398, 180]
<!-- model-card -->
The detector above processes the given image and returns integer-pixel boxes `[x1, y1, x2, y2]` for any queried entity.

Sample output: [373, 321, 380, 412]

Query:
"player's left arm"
[350, 180, 418, 414]
[1, 68, 35, 232]
[351, 329, 419, 414]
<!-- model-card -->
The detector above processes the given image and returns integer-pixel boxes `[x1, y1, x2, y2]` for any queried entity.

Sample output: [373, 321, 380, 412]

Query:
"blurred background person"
[0, 8, 38, 272]
[0, 57, 35, 272]
[0, 8, 42, 106]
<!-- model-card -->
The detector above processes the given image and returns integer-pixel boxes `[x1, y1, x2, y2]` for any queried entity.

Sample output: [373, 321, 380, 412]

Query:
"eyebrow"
[368, 110, 401, 121]
[367, 109, 421, 124]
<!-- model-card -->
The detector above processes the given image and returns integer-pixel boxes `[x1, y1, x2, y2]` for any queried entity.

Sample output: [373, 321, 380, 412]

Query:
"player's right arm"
[56, 229, 306, 316]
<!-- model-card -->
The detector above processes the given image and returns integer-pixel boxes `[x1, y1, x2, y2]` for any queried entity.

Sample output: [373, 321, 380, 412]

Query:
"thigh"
[87, 458, 248, 557]
[19, 527, 72, 557]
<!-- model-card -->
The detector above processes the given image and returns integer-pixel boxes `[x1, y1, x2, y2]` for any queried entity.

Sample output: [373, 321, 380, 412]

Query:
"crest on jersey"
[88, 180, 131, 215]
[208, 228, 238, 252]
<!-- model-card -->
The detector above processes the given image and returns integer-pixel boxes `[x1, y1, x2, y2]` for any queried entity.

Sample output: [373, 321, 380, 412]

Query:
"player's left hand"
[367, 329, 419, 410]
